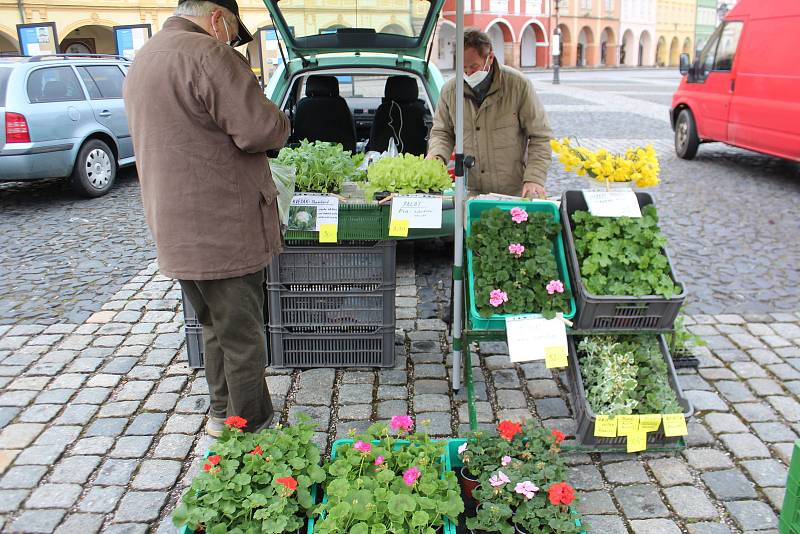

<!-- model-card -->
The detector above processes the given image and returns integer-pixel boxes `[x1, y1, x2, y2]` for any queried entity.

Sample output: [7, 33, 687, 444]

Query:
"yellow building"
[655, 0, 697, 66]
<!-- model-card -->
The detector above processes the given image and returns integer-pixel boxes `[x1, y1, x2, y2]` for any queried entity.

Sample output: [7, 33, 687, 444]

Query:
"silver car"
[0, 54, 135, 197]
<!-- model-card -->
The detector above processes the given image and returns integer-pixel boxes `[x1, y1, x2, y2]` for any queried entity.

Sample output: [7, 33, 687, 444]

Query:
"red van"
[670, 0, 800, 161]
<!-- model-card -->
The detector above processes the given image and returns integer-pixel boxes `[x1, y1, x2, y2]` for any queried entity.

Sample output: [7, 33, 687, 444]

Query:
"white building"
[619, 0, 657, 66]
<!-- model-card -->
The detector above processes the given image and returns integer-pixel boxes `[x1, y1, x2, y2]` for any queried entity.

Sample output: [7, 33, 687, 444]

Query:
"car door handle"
[98, 110, 112, 117]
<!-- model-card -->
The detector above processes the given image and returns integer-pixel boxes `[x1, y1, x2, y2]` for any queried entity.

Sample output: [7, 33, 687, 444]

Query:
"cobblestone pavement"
[0, 243, 798, 533]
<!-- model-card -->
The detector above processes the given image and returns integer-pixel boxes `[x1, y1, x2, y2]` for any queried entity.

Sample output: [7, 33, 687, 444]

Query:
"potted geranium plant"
[460, 420, 581, 534]
[313, 416, 464, 534]
[467, 207, 571, 320]
[172, 414, 326, 534]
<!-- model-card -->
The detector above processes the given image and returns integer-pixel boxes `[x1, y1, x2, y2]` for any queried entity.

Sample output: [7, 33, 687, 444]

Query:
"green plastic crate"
[782, 444, 800, 534]
[446, 438, 585, 534]
[789, 441, 800, 479]
[308, 438, 456, 534]
[284, 203, 390, 242]
[465, 199, 577, 331]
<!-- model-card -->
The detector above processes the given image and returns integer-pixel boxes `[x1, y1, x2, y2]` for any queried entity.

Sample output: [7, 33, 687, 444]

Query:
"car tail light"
[5, 112, 31, 143]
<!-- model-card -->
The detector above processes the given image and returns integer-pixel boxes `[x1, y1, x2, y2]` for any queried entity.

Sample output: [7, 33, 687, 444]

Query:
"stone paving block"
[534, 397, 570, 419]
[770, 363, 800, 381]
[101, 357, 139, 374]
[164, 414, 204, 434]
[49, 374, 89, 390]
[128, 366, 163, 380]
[701, 468, 757, 500]
[13, 444, 63, 465]
[753, 422, 798, 444]
[648, 458, 693, 487]
[19, 404, 61, 423]
[87, 374, 122, 388]
[414, 364, 447, 379]
[491, 369, 521, 389]
[144, 393, 180, 412]
[685, 390, 729, 412]
[132, 459, 182, 490]
[58, 513, 105, 534]
[98, 401, 141, 418]
[630, 519, 683, 534]
[25, 482, 82, 508]
[699, 368, 737, 381]
[105, 523, 149, 534]
[720, 433, 771, 458]
[704, 412, 749, 434]
[458, 402, 494, 424]
[614, 484, 669, 519]
[0, 465, 48, 488]
[741, 459, 788, 487]
[117, 381, 155, 401]
[338, 404, 372, 421]
[335, 420, 373, 439]
[414, 394, 450, 412]
[766, 395, 800, 421]
[664, 486, 718, 520]
[9, 509, 66, 533]
[582, 515, 627, 534]
[748, 349, 782, 366]
[95, 459, 139, 486]
[747, 378, 785, 396]
[114, 491, 168, 522]
[55, 404, 99, 425]
[686, 523, 732, 534]
[65, 358, 104, 373]
[735, 402, 778, 422]
[724, 500, 779, 531]
[377, 400, 408, 420]
[339, 384, 373, 405]
[153, 434, 195, 459]
[575, 490, 618, 515]
[50, 455, 101, 483]
[410, 340, 438, 353]
[7, 376, 51, 390]
[526, 379, 560, 398]
[175, 395, 210, 414]
[715, 380, 757, 403]
[0, 488, 29, 512]
[413, 380, 447, 395]
[731, 361, 769, 379]
[156, 376, 188, 394]
[79, 485, 126, 513]
[773, 323, 800, 338]
[416, 412, 451, 436]
[0, 423, 45, 448]
[411, 352, 444, 364]
[683, 448, 734, 470]
[85, 418, 127, 437]
[110, 436, 154, 458]
[602, 460, 650, 484]
[126, 413, 167, 435]
[567, 464, 604, 491]
[289, 406, 331, 430]
[763, 487, 786, 511]
[72, 437, 115, 456]
[0, 406, 19, 429]
[495, 389, 527, 409]
[377, 385, 407, 400]
[379, 370, 407, 385]
[0, 389, 39, 406]
[0, 449, 19, 473]
[678, 374, 713, 390]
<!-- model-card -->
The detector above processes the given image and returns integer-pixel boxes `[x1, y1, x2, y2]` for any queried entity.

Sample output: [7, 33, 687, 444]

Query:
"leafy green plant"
[667, 314, 707, 357]
[172, 414, 326, 534]
[572, 205, 680, 298]
[314, 417, 463, 534]
[276, 140, 364, 193]
[577, 336, 682, 416]
[461, 420, 581, 534]
[467, 207, 570, 319]
[364, 154, 452, 198]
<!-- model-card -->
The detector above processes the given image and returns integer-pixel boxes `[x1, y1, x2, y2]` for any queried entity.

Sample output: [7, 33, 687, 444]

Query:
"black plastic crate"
[561, 191, 687, 331]
[269, 326, 395, 368]
[566, 335, 694, 449]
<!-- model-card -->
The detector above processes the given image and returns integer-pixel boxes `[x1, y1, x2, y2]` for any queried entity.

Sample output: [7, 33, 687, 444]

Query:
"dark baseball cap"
[179, 0, 253, 46]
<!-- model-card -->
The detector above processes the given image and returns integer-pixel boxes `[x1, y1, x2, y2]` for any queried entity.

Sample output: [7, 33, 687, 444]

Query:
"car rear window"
[0, 68, 11, 107]
[27, 66, 85, 103]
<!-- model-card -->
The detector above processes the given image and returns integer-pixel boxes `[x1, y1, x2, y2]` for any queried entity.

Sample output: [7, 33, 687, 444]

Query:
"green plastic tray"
[782, 443, 800, 534]
[308, 438, 456, 534]
[465, 199, 577, 331]
[284, 203, 390, 242]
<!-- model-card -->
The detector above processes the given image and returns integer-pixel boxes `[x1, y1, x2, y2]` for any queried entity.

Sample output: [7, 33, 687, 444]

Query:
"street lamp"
[552, 0, 560, 84]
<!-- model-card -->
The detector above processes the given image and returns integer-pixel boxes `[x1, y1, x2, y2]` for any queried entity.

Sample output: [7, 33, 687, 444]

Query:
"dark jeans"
[179, 270, 273, 433]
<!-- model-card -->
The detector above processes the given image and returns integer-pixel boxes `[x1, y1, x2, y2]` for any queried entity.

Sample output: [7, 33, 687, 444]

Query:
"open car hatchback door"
[262, 0, 446, 61]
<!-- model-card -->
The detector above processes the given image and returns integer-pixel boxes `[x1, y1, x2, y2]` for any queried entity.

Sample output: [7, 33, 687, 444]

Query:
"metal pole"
[451, 0, 465, 394]
[553, 0, 560, 84]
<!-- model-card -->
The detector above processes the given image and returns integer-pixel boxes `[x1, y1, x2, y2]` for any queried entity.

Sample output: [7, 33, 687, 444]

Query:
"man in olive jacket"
[427, 29, 553, 199]
[123, 0, 290, 435]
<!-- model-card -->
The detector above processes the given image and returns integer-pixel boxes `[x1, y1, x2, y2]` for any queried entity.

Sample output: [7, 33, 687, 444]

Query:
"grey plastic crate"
[269, 326, 395, 368]
[566, 334, 693, 449]
[185, 325, 204, 368]
[182, 290, 199, 326]
[561, 191, 687, 331]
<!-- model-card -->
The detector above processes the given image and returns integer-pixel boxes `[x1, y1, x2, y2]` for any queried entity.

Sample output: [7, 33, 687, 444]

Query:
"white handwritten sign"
[505, 315, 568, 365]
[583, 190, 642, 218]
[390, 195, 443, 229]
[290, 193, 339, 230]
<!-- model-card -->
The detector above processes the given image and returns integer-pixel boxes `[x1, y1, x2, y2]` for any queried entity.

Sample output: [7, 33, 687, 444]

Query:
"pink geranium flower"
[353, 441, 372, 453]
[515, 481, 539, 500]
[403, 466, 421, 486]
[374, 456, 384, 466]
[501, 455, 512, 467]
[457, 443, 468, 455]
[510, 207, 528, 224]
[390, 415, 414, 433]
[508, 243, 525, 257]
[489, 289, 508, 308]
[489, 470, 511, 488]
[546, 280, 565, 295]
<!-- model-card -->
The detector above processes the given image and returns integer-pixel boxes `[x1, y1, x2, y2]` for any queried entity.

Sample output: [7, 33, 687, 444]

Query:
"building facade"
[695, 0, 717, 54]
[619, 0, 656, 66]
[550, 0, 621, 67]
[655, 0, 697, 66]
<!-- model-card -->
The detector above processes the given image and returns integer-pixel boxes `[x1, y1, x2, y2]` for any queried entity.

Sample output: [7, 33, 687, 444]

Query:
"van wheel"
[70, 139, 117, 198]
[675, 109, 700, 160]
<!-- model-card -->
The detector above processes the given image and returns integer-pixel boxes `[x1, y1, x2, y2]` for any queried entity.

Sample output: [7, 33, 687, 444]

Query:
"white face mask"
[212, 16, 233, 46]
[465, 56, 491, 88]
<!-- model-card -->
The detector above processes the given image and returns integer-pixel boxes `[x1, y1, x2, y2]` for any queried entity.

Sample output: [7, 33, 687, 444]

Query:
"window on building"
[713, 21, 743, 71]
[27, 66, 85, 103]
[605, 0, 613, 12]
[581, 0, 591, 10]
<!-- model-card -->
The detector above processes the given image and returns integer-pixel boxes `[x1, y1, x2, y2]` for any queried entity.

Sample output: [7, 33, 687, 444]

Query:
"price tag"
[289, 193, 339, 231]
[627, 430, 648, 453]
[390, 195, 443, 229]
[639, 414, 662, 433]
[583, 190, 642, 218]
[388, 219, 410, 237]
[505, 315, 568, 363]
[662, 414, 688, 437]
[319, 224, 338, 243]
[594, 415, 617, 438]
[544, 345, 568, 369]
[616, 415, 640, 436]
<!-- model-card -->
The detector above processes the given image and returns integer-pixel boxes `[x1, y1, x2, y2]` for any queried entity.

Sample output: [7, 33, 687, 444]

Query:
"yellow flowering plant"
[550, 138, 660, 188]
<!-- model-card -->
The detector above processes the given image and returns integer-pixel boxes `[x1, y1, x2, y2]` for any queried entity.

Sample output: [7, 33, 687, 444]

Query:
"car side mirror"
[679, 53, 691, 75]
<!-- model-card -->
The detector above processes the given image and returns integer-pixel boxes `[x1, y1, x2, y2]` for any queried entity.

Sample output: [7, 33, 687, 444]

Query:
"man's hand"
[521, 182, 546, 199]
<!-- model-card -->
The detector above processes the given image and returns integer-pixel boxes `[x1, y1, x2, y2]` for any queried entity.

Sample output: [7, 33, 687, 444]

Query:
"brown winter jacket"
[123, 16, 289, 280]
[427, 62, 553, 195]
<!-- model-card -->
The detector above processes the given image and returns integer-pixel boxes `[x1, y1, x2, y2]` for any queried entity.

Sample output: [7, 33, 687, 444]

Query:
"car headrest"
[385, 76, 418, 103]
[305, 75, 339, 97]
[43, 81, 67, 100]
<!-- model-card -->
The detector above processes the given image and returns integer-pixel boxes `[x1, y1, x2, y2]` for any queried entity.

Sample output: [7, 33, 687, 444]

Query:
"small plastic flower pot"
[460, 466, 480, 500]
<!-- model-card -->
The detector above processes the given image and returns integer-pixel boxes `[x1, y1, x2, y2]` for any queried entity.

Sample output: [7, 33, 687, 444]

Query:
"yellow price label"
[544, 346, 568, 368]
[662, 414, 688, 437]
[639, 414, 662, 433]
[594, 415, 617, 438]
[389, 219, 410, 237]
[626, 430, 648, 453]
[319, 224, 338, 243]
[616, 415, 640, 436]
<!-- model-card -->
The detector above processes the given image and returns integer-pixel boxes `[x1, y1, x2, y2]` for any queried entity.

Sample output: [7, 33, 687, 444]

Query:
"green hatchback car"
[262, 0, 454, 238]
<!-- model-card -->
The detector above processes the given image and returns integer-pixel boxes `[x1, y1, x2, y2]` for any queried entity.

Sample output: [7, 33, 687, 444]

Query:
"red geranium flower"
[203, 463, 212, 472]
[251, 445, 263, 456]
[497, 420, 523, 441]
[551, 429, 566, 444]
[208, 455, 221, 465]
[224, 416, 248, 429]
[277, 476, 298, 492]
[548, 482, 576, 506]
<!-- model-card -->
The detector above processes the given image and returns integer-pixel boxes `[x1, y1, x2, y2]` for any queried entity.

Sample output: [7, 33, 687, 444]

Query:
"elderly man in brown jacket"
[123, 0, 289, 436]
[427, 29, 553, 199]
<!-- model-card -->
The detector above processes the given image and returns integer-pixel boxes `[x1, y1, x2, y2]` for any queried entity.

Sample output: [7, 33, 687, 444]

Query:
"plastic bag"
[268, 160, 296, 228]
[386, 137, 399, 157]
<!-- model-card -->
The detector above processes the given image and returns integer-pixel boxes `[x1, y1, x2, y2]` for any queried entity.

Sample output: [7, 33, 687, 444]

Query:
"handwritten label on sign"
[505, 315, 568, 364]
[544, 345, 569, 369]
[583, 190, 642, 218]
[639, 414, 663, 433]
[290, 193, 339, 231]
[616, 415, 640, 436]
[662, 414, 688, 437]
[627, 430, 648, 453]
[594, 416, 617, 438]
[390, 195, 443, 229]
[388, 219, 410, 237]
[318, 224, 338, 243]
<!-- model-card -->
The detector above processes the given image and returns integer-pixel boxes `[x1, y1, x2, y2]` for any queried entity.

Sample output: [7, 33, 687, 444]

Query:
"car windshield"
[273, 0, 433, 40]
[0, 67, 11, 107]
